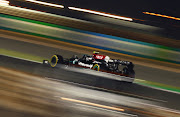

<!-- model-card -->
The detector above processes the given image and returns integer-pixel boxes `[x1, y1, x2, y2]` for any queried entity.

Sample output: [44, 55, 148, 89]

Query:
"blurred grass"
[135, 79, 180, 93]
[0, 48, 46, 63]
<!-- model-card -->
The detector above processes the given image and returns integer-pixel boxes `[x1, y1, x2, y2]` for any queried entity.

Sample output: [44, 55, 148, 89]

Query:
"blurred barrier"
[1, 5, 180, 48]
[0, 14, 180, 64]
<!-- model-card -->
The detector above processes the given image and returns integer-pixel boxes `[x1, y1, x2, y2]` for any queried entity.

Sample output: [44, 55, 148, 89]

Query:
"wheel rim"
[50, 55, 58, 67]
[92, 64, 100, 71]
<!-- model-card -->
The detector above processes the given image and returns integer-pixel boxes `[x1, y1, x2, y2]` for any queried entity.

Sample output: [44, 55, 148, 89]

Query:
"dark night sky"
[9, 0, 180, 39]
[10, 0, 180, 29]
[42, 0, 180, 18]
[45, 0, 179, 38]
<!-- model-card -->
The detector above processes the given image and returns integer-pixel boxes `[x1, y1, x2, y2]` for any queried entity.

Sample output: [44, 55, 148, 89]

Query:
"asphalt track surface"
[1, 55, 180, 117]
[1, 35, 180, 87]
[0, 64, 142, 117]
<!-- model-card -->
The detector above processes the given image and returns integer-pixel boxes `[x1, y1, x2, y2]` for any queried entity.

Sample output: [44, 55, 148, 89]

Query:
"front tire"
[92, 64, 100, 71]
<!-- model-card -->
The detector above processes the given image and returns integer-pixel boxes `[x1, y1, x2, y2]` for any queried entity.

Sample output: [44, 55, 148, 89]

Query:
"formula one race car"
[43, 51, 135, 79]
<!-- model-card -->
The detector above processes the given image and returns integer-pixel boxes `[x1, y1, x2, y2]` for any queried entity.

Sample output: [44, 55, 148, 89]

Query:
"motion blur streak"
[68, 7, 133, 21]
[1, 56, 180, 117]
[2, 15, 179, 65]
[0, 0, 9, 5]
[143, 12, 180, 20]
[61, 97, 125, 112]
[25, 0, 64, 8]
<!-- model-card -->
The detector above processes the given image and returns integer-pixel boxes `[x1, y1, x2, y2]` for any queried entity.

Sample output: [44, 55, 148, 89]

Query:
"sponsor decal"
[95, 55, 105, 60]
[78, 62, 93, 68]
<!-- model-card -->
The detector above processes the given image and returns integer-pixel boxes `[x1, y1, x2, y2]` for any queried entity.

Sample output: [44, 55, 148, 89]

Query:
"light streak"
[0, 0, 9, 6]
[25, 0, 64, 8]
[61, 97, 125, 112]
[143, 12, 180, 21]
[68, 6, 133, 21]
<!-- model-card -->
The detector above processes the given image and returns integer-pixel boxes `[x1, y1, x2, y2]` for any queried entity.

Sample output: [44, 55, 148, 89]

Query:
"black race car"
[43, 51, 135, 82]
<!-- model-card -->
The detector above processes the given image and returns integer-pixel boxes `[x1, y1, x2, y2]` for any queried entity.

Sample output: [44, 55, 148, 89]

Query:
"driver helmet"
[93, 51, 99, 54]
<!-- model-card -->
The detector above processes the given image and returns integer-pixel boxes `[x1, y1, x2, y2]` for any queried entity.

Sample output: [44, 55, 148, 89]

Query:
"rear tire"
[129, 70, 135, 78]
[123, 67, 135, 78]
[123, 67, 129, 75]
[50, 54, 63, 67]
